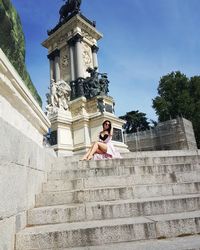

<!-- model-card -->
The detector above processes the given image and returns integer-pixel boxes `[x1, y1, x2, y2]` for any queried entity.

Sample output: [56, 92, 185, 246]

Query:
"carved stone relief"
[82, 30, 93, 43]
[46, 79, 71, 116]
[82, 42, 92, 77]
[57, 35, 66, 46]
[60, 47, 70, 82]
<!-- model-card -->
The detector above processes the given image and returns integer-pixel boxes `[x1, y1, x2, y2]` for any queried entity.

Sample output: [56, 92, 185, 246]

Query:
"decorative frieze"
[61, 53, 70, 70]
[83, 42, 93, 71]
[82, 30, 93, 43]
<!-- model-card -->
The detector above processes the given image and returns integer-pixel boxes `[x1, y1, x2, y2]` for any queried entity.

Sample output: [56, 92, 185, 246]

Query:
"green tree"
[152, 71, 200, 147]
[119, 110, 150, 133]
[0, 0, 42, 106]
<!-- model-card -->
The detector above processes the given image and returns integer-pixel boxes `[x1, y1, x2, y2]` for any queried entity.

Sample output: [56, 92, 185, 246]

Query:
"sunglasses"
[105, 123, 110, 126]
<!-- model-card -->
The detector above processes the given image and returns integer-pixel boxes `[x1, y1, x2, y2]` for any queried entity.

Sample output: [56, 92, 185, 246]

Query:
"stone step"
[55, 150, 200, 164]
[36, 182, 200, 207]
[28, 194, 200, 226]
[48, 163, 198, 181]
[122, 150, 200, 158]
[16, 210, 200, 249]
[43, 171, 200, 192]
[52, 155, 200, 170]
[63, 235, 200, 250]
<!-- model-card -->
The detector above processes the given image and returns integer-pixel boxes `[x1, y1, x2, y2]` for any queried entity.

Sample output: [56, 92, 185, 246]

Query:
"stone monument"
[42, 0, 128, 155]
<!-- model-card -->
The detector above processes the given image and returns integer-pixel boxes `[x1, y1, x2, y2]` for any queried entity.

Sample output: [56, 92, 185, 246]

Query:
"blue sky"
[11, 0, 200, 121]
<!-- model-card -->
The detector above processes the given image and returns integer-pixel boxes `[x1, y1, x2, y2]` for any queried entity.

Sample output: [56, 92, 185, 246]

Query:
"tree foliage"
[152, 71, 200, 147]
[119, 110, 150, 134]
[0, 0, 42, 106]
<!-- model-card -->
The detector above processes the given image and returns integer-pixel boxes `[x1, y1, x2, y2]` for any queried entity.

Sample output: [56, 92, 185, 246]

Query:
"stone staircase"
[16, 151, 200, 249]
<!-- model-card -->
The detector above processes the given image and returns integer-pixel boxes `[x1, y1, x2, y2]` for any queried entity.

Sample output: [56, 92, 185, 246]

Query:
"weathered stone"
[28, 194, 200, 226]
[16, 211, 200, 249]
[0, 48, 53, 250]
[14, 149, 200, 249]
[125, 118, 197, 151]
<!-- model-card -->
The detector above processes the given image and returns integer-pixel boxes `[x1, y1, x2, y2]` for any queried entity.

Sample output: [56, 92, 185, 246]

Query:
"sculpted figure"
[46, 79, 71, 114]
[59, 0, 82, 22]
[99, 73, 109, 95]
[83, 67, 110, 98]
[57, 80, 71, 110]
[50, 79, 59, 106]
[84, 67, 100, 98]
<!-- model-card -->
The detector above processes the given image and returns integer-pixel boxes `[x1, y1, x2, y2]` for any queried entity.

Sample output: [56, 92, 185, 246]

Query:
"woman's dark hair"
[102, 120, 112, 134]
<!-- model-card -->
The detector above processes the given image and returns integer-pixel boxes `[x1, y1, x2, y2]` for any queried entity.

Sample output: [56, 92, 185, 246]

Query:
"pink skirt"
[93, 141, 122, 160]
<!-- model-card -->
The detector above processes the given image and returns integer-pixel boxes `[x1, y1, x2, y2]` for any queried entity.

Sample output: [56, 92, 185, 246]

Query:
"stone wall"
[0, 118, 55, 250]
[0, 48, 55, 249]
[125, 117, 197, 152]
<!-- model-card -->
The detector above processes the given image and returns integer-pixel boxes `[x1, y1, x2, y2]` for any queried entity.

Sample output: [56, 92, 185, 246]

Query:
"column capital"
[67, 37, 76, 46]
[91, 45, 99, 53]
[73, 33, 83, 43]
[47, 49, 60, 60]
[67, 33, 83, 46]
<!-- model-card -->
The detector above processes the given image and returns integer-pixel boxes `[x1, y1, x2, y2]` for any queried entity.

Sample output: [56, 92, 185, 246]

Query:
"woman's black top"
[99, 134, 109, 141]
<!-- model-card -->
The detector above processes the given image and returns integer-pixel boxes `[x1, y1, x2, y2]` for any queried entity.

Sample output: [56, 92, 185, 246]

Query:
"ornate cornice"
[42, 14, 103, 49]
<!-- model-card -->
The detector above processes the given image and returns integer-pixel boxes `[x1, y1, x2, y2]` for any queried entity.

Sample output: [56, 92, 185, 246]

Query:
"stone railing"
[0, 48, 50, 145]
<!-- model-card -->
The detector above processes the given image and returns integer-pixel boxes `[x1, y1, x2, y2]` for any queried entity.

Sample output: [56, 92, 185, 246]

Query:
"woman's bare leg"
[87, 142, 107, 160]
[81, 142, 96, 160]
[81, 148, 92, 160]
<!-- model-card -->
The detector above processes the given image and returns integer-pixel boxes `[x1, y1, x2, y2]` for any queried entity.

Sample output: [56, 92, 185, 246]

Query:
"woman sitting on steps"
[81, 120, 122, 161]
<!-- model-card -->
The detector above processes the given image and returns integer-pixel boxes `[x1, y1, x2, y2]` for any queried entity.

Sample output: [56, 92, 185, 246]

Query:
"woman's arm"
[109, 128, 113, 138]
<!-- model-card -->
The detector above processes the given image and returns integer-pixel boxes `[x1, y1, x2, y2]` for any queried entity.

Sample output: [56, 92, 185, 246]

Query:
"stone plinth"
[48, 110, 73, 156]
[69, 95, 128, 154]
[47, 95, 128, 155]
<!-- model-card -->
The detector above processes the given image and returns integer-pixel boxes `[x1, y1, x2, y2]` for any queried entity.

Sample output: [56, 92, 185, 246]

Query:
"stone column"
[74, 34, 84, 79]
[47, 49, 60, 82]
[91, 45, 99, 69]
[54, 49, 61, 82]
[67, 38, 76, 81]
[49, 59, 54, 80]
[47, 52, 55, 81]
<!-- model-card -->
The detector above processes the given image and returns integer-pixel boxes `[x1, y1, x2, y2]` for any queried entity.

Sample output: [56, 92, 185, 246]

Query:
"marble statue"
[46, 79, 71, 114]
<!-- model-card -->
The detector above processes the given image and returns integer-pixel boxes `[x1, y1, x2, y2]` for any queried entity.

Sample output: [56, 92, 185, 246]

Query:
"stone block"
[16, 217, 155, 249]
[0, 217, 15, 250]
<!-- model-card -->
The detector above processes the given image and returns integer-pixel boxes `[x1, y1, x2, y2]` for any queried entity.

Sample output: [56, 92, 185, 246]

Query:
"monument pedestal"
[69, 95, 129, 154]
[48, 110, 73, 156]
